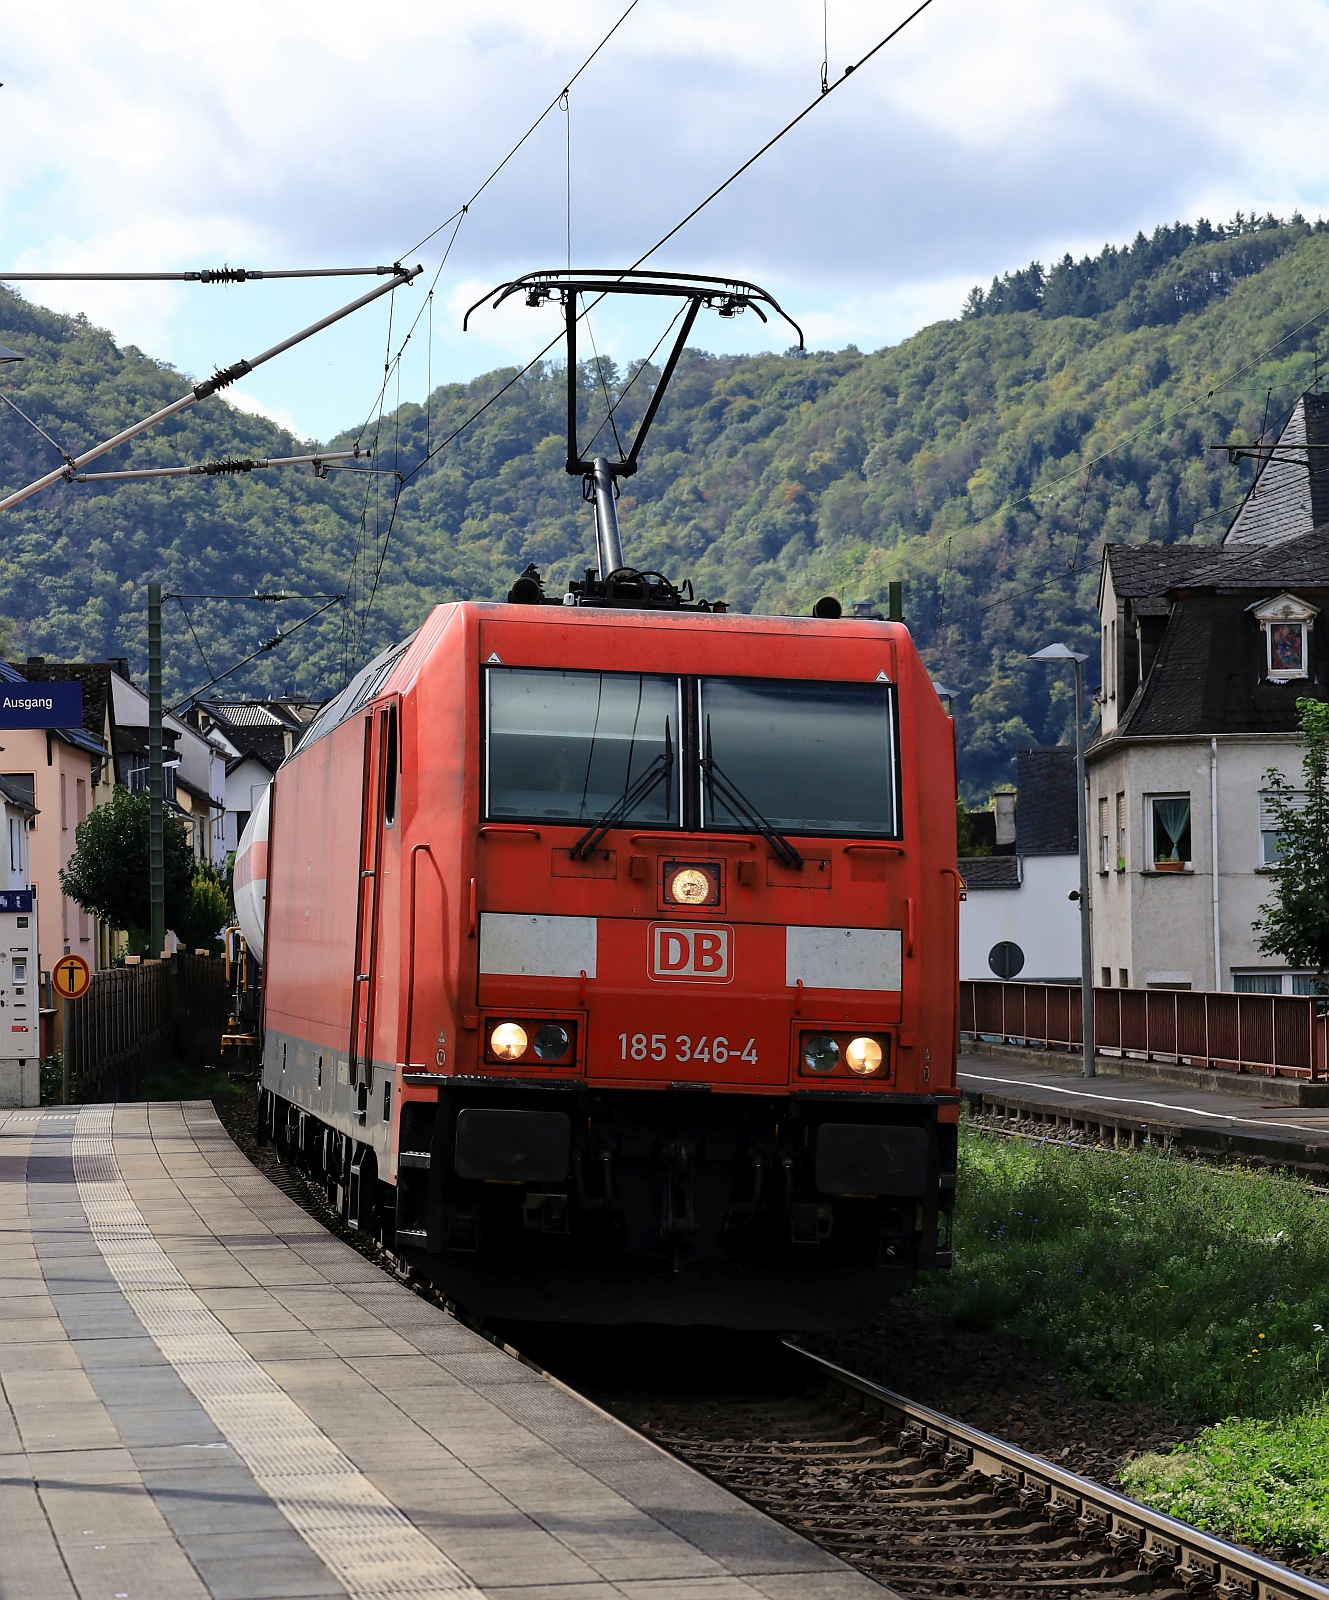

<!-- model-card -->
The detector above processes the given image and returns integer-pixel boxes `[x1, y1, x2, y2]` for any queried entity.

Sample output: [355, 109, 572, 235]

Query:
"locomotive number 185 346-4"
[618, 1033, 759, 1065]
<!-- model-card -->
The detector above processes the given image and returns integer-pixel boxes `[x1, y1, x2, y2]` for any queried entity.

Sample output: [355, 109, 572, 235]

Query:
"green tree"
[59, 786, 194, 954]
[956, 797, 990, 856]
[174, 864, 230, 953]
[1254, 698, 1329, 987]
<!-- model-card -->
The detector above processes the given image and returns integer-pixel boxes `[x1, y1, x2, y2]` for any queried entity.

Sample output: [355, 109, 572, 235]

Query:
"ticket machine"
[0, 888, 39, 1107]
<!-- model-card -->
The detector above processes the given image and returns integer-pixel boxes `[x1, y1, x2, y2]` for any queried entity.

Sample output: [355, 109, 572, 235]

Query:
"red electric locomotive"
[247, 273, 961, 1327]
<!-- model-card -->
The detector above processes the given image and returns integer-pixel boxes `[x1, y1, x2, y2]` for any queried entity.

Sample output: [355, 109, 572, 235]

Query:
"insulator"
[200, 458, 257, 476]
[193, 358, 254, 399]
[199, 266, 249, 283]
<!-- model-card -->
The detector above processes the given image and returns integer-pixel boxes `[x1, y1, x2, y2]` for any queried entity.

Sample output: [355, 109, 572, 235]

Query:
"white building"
[1088, 393, 1329, 994]
[108, 668, 229, 867]
[960, 747, 1082, 983]
[185, 700, 319, 855]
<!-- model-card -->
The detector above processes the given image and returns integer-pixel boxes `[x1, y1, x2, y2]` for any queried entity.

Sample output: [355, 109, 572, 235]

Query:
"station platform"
[960, 1050, 1329, 1175]
[0, 1101, 888, 1600]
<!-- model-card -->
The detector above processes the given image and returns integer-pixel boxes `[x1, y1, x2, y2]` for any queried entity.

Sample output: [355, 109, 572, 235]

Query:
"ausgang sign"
[0, 682, 82, 729]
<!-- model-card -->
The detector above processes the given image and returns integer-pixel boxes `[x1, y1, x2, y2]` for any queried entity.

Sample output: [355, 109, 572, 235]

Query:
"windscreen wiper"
[572, 721, 673, 859]
[702, 723, 803, 870]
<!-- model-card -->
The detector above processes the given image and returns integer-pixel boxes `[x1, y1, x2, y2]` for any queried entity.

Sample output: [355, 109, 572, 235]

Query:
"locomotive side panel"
[393, 605, 473, 1081]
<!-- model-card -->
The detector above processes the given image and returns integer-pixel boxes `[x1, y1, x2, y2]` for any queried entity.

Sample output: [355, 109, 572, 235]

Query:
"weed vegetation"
[910, 1123, 1329, 1551]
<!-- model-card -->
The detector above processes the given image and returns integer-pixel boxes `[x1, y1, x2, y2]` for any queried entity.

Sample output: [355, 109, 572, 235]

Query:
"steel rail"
[787, 1343, 1329, 1600]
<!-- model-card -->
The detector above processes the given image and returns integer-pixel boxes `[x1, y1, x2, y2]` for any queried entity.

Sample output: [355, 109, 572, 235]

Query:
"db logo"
[649, 923, 732, 982]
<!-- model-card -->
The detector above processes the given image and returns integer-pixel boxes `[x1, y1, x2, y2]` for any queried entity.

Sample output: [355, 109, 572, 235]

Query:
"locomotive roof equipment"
[465, 270, 804, 611]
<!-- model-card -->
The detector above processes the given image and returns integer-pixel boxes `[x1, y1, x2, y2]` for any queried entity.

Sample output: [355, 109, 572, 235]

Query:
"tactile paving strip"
[72, 1105, 484, 1600]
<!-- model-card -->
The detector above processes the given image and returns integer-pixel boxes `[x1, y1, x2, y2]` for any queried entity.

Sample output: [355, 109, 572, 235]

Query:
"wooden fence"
[961, 980, 1329, 1081]
[61, 953, 230, 1102]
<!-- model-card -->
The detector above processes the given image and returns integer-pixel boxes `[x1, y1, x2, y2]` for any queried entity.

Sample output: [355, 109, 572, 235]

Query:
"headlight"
[532, 1023, 570, 1061]
[489, 1022, 528, 1061]
[668, 866, 713, 905]
[845, 1036, 883, 1076]
[802, 1033, 839, 1074]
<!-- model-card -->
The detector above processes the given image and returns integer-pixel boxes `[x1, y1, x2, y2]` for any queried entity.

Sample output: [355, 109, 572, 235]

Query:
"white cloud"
[6, 0, 1329, 441]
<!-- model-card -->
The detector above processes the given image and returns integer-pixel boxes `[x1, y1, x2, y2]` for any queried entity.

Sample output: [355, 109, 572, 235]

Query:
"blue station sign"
[0, 890, 35, 913]
[0, 682, 82, 729]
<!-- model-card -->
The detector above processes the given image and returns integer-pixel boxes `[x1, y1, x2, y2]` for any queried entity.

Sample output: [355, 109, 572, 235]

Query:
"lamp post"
[1030, 642, 1094, 1078]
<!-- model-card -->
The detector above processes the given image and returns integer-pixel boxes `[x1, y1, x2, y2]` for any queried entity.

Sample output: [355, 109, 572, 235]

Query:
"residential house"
[105, 665, 228, 868]
[0, 660, 106, 974]
[1, 772, 37, 893]
[960, 747, 1082, 983]
[1088, 393, 1329, 992]
[185, 699, 320, 853]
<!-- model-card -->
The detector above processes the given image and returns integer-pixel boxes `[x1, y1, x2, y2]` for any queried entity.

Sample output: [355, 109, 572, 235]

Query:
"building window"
[60, 772, 68, 831]
[1268, 621, 1306, 677]
[1250, 592, 1318, 682]
[1101, 966, 1111, 987]
[1259, 789, 1306, 866]
[1115, 792, 1126, 871]
[1148, 794, 1191, 869]
[1234, 974, 1281, 994]
[1098, 797, 1110, 873]
[1119, 968, 1129, 988]
[1234, 971, 1326, 996]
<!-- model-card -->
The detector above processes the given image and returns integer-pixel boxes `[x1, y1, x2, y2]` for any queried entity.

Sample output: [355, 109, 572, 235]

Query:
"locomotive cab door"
[348, 701, 397, 1099]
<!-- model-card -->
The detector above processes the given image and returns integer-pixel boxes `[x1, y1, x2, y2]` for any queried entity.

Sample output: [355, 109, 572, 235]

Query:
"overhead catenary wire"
[398, 0, 641, 261]
[171, 595, 344, 712]
[0, 388, 75, 466]
[0, 265, 406, 283]
[73, 449, 370, 483]
[0, 265, 421, 514]
[350, 0, 641, 473]
[355, 0, 941, 652]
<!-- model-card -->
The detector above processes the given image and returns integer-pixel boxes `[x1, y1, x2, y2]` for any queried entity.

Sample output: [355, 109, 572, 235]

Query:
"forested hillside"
[3, 214, 1327, 796]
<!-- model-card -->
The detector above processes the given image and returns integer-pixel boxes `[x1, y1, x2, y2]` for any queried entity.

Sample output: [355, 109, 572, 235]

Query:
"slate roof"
[1015, 747, 1078, 855]
[1096, 525, 1329, 745]
[0, 773, 37, 815]
[959, 856, 1021, 890]
[1223, 392, 1329, 547]
[225, 734, 283, 775]
[0, 660, 106, 760]
[1104, 542, 1213, 601]
[20, 662, 113, 746]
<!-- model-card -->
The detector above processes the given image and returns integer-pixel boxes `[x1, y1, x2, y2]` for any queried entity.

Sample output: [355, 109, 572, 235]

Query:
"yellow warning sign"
[52, 954, 91, 1001]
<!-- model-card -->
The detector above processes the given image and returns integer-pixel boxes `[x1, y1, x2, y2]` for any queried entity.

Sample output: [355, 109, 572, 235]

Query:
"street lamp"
[1029, 642, 1095, 1078]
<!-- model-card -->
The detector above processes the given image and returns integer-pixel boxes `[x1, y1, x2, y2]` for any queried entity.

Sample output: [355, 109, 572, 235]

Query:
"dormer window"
[1249, 593, 1318, 682]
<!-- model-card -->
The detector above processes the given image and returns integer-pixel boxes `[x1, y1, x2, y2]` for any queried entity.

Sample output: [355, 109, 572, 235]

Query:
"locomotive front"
[388, 604, 959, 1327]
[259, 270, 960, 1328]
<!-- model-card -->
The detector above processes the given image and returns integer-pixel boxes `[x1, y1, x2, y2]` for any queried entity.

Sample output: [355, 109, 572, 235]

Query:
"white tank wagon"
[233, 785, 271, 964]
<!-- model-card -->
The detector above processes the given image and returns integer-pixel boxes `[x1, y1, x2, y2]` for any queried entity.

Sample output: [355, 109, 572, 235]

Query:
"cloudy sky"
[5, 0, 1329, 444]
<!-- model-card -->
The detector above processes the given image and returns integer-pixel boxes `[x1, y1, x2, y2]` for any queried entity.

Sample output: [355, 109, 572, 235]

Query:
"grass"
[910, 1120, 1329, 1553]
[145, 1054, 247, 1107]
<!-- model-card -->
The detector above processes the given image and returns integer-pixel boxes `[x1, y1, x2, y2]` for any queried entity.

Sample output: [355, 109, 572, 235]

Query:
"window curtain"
[1153, 797, 1189, 859]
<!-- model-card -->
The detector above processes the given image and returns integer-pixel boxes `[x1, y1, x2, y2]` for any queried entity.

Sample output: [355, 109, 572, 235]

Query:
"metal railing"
[961, 980, 1329, 1081]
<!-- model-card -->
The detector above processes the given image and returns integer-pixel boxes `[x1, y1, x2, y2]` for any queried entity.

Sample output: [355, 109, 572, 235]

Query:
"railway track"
[247, 1134, 1327, 1600]
[589, 1346, 1329, 1600]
